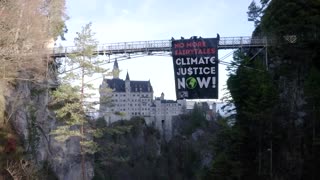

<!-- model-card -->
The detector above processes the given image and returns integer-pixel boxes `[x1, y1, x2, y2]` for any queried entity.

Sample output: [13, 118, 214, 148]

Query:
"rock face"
[266, 54, 316, 179]
[5, 74, 93, 180]
[269, 57, 308, 123]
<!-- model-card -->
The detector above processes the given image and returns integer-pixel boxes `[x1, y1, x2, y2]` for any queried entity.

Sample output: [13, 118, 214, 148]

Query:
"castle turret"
[112, 59, 120, 79]
[125, 71, 130, 92]
[160, 92, 164, 100]
[126, 71, 130, 81]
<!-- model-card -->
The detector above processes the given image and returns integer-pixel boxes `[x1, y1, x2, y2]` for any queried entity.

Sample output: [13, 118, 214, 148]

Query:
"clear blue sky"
[58, 0, 255, 100]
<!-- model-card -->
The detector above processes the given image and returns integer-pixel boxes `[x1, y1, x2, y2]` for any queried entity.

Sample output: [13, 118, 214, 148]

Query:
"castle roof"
[105, 78, 125, 92]
[160, 100, 177, 103]
[126, 71, 130, 81]
[113, 59, 119, 69]
[104, 78, 153, 93]
[155, 97, 176, 103]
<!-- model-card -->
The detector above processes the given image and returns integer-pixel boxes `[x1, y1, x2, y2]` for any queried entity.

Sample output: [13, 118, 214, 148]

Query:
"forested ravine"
[1, 0, 320, 180]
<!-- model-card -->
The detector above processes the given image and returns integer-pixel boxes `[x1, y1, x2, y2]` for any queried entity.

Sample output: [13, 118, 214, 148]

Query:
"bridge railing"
[53, 40, 171, 55]
[52, 36, 270, 57]
[97, 40, 171, 53]
[218, 36, 268, 48]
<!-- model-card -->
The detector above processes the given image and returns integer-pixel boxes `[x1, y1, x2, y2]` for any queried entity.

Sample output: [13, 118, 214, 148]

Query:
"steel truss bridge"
[51, 36, 270, 58]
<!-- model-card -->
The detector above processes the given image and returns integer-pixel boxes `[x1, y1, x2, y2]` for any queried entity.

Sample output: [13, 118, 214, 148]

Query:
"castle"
[99, 60, 187, 138]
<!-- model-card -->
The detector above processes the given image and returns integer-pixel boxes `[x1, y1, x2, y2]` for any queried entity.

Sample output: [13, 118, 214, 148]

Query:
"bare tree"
[5, 160, 37, 180]
[0, 0, 68, 82]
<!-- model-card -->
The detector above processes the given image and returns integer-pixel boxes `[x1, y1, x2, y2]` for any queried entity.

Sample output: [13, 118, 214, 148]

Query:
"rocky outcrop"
[269, 57, 308, 123]
[5, 72, 93, 180]
[264, 49, 317, 179]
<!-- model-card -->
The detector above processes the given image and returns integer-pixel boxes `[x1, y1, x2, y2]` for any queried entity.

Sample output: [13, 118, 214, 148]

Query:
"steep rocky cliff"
[2, 71, 93, 180]
[207, 1, 320, 179]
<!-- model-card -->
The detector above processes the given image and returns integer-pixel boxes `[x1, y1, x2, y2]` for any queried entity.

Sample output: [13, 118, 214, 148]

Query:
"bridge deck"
[52, 36, 269, 58]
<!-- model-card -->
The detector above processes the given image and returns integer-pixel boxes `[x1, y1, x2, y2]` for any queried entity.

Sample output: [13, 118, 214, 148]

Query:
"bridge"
[51, 36, 270, 58]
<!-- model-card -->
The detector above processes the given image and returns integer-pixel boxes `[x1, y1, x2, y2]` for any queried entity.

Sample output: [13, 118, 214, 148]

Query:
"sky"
[57, 0, 255, 101]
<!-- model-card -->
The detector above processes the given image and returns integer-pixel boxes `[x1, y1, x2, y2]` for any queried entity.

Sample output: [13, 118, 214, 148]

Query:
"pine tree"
[247, 0, 270, 27]
[50, 22, 108, 180]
